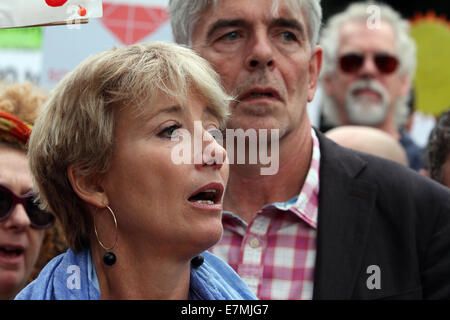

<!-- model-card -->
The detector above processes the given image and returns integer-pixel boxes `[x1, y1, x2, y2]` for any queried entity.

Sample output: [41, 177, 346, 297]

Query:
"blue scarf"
[15, 249, 257, 300]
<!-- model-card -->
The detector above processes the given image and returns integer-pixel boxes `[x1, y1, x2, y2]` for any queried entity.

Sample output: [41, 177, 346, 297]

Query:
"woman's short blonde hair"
[28, 41, 231, 251]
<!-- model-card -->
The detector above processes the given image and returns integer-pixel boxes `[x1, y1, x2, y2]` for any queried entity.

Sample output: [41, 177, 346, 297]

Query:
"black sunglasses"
[0, 183, 55, 229]
[339, 52, 399, 75]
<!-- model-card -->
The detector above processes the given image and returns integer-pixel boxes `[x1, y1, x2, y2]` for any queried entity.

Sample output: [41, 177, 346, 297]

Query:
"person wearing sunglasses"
[320, 1, 423, 171]
[15, 42, 256, 300]
[0, 82, 64, 300]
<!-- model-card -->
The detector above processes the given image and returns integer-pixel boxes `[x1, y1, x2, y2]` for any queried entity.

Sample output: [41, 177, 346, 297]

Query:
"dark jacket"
[313, 130, 450, 299]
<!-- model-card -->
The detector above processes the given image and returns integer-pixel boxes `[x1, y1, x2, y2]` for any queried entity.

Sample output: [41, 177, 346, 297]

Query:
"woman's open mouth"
[188, 183, 224, 211]
[0, 245, 25, 265]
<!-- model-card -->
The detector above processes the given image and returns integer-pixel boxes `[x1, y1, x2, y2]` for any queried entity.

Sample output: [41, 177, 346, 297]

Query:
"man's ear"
[67, 165, 108, 208]
[399, 73, 411, 98]
[308, 45, 323, 103]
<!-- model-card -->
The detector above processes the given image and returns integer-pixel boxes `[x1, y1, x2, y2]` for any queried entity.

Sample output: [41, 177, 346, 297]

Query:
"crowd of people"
[1, 0, 449, 300]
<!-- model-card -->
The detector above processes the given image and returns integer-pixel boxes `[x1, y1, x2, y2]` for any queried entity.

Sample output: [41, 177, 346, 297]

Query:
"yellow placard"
[410, 14, 450, 116]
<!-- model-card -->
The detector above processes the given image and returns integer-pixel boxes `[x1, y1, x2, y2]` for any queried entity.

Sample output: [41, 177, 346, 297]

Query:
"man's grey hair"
[320, 1, 417, 128]
[169, 0, 323, 48]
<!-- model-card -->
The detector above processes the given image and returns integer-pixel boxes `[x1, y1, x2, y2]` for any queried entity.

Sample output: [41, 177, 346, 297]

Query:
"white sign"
[0, 0, 103, 29]
[0, 50, 42, 84]
[41, 0, 172, 88]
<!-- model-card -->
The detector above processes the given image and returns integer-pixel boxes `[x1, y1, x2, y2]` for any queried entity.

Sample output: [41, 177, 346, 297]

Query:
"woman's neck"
[90, 240, 191, 300]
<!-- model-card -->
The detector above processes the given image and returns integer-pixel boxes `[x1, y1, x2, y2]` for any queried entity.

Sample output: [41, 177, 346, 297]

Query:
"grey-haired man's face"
[190, 0, 322, 137]
[323, 20, 410, 127]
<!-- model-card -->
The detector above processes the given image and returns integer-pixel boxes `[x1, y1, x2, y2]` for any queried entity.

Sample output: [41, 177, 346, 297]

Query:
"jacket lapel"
[313, 131, 377, 299]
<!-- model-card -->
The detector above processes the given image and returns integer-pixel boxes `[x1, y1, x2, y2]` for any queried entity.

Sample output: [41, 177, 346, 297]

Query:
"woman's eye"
[208, 128, 223, 141]
[158, 124, 181, 138]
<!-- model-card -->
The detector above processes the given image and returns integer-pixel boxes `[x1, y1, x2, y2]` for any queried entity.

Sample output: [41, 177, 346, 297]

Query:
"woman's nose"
[195, 128, 227, 170]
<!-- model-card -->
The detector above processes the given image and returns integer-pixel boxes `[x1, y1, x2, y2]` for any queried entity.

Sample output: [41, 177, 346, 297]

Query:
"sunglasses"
[339, 52, 399, 75]
[0, 183, 55, 229]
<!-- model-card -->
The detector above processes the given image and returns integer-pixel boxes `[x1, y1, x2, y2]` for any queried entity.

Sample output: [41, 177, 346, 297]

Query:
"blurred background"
[322, 0, 449, 20]
[0, 0, 449, 147]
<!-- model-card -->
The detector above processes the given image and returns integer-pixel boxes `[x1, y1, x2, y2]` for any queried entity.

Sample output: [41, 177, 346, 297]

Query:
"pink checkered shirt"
[209, 129, 320, 300]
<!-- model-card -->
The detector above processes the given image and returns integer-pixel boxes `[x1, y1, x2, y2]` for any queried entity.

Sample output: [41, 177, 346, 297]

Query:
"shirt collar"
[270, 128, 320, 228]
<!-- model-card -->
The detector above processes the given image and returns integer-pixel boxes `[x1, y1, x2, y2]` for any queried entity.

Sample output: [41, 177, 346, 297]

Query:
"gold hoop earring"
[94, 205, 118, 266]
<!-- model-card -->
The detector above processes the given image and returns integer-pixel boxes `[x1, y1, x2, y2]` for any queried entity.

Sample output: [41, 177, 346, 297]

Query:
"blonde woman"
[16, 42, 256, 300]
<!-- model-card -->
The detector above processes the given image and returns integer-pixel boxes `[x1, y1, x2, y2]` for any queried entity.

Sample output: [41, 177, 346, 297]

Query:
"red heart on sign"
[101, 3, 170, 45]
[45, 0, 68, 7]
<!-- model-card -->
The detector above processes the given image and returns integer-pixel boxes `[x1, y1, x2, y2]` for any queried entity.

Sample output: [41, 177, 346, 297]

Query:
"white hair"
[169, 0, 323, 48]
[319, 1, 416, 128]
[320, 1, 416, 78]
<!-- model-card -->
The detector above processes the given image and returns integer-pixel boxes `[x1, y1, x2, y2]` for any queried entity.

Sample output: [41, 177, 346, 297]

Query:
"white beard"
[345, 80, 390, 126]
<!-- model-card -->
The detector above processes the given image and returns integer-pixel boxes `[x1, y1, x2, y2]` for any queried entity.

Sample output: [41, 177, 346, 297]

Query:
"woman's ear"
[67, 165, 108, 208]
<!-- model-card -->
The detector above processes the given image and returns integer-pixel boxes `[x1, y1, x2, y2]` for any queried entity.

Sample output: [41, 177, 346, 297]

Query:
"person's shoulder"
[202, 251, 239, 276]
[357, 148, 446, 196]
[347, 143, 447, 198]
[319, 131, 449, 204]
[201, 251, 257, 300]
[15, 248, 97, 300]
[15, 251, 67, 300]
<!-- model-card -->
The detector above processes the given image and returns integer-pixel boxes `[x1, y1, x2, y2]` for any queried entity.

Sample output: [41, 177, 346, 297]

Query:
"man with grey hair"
[320, 1, 422, 170]
[169, 0, 450, 299]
